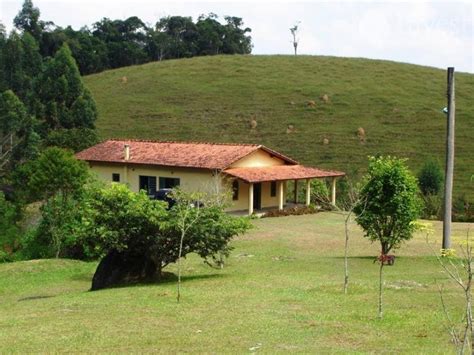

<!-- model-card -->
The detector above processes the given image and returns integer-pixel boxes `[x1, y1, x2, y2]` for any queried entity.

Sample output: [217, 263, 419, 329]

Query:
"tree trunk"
[343, 212, 351, 294]
[177, 229, 185, 303]
[382, 242, 390, 255]
[378, 261, 384, 319]
[91, 251, 162, 291]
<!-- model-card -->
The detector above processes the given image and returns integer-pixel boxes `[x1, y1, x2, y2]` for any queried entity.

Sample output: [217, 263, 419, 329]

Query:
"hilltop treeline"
[1, 0, 253, 75]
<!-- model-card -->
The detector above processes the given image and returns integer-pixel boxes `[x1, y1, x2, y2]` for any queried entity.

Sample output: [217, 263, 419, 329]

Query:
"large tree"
[196, 13, 224, 55]
[73, 184, 250, 290]
[0, 90, 39, 168]
[13, 0, 43, 42]
[33, 44, 97, 130]
[22, 147, 89, 257]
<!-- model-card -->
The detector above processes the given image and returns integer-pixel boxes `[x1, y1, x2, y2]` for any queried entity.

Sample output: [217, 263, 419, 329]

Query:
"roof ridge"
[106, 138, 260, 147]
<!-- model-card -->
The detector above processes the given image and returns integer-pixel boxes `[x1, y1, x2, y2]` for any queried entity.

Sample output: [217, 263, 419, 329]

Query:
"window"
[112, 173, 120, 182]
[270, 181, 277, 197]
[139, 176, 157, 196]
[232, 180, 239, 201]
[159, 177, 180, 189]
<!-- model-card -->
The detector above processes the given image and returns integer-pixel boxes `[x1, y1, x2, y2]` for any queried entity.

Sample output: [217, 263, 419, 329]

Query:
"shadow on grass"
[18, 295, 55, 302]
[70, 272, 95, 281]
[88, 272, 225, 292]
[330, 256, 378, 260]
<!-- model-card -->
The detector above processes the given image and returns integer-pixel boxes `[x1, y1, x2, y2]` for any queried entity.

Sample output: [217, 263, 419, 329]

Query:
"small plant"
[418, 159, 443, 196]
[435, 232, 474, 354]
[262, 205, 318, 218]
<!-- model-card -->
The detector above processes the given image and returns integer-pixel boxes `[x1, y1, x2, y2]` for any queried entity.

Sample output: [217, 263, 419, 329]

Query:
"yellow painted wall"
[86, 147, 289, 212]
[224, 179, 287, 212]
[89, 162, 218, 194]
[229, 149, 285, 168]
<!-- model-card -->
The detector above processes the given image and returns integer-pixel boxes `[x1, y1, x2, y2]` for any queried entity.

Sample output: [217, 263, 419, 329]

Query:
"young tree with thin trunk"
[340, 183, 366, 294]
[354, 156, 421, 318]
[169, 187, 247, 302]
[169, 189, 205, 303]
[428, 227, 474, 354]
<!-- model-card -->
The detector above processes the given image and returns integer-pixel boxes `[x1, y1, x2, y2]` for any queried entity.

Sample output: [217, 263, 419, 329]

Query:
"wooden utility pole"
[443, 67, 455, 250]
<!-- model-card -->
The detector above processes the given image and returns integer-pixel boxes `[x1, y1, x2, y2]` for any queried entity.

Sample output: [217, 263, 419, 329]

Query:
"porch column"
[331, 177, 337, 206]
[278, 181, 284, 210]
[248, 182, 254, 215]
[305, 179, 311, 206]
[294, 179, 298, 204]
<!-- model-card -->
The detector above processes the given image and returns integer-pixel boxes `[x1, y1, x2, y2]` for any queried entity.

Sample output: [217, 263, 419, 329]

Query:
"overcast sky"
[1, 0, 473, 73]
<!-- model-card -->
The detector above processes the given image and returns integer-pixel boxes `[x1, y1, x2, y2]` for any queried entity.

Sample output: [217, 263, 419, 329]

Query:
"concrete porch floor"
[228, 203, 309, 217]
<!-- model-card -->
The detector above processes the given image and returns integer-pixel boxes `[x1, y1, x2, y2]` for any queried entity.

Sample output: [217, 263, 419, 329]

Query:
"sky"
[1, 0, 473, 73]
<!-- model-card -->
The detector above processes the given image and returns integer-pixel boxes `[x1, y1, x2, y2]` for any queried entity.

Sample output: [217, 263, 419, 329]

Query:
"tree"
[196, 14, 224, 55]
[290, 22, 300, 56]
[418, 158, 444, 196]
[222, 16, 252, 54]
[339, 181, 365, 294]
[75, 184, 250, 290]
[436, 232, 474, 354]
[33, 44, 98, 130]
[156, 16, 198, 59]
[0, 90, 39, 168]
[13, 0, 43, 42]
[20, 32, 42, 107]
[0, 90, 28, 136]
[64, 26, 108, 74]
[168, 189, 205, 302]
[0, 191, 20, 261]
[0, 23, 7, 92]
[44, 127, 100, 152]
[354, 156, 421, 318]
[23, 147, 89, 257]
[2, 32, 26, 99]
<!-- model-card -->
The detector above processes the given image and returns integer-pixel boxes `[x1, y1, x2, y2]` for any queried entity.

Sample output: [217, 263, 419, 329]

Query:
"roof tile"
[224, 165, 345, 183]
[76, 139, 271, 170]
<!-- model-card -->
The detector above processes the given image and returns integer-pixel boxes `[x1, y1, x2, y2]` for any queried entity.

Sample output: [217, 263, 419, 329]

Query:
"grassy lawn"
[84, 55, 474, 200]
[1, 212, 473, 352]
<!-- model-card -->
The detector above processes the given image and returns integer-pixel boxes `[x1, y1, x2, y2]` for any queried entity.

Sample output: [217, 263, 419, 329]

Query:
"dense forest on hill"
[1, 0, 252, 76]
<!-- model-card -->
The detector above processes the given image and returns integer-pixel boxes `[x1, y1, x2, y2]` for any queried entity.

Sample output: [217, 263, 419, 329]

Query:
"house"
[75, 139, 345, 214]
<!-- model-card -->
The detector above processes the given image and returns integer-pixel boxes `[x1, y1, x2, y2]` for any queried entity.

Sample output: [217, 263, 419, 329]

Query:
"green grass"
[84, 55, 474, 200]
[1, 213, 473, 352]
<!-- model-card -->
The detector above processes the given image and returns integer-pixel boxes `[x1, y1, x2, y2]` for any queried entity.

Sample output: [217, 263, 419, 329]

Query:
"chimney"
[123, 144, 130, 161]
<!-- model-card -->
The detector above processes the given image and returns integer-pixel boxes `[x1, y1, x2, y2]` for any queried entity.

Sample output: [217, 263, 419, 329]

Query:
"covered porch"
[224, 165, 345, 215]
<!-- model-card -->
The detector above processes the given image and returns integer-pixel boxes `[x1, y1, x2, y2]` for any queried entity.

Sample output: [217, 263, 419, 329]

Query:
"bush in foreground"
[74, 184, 250, 290]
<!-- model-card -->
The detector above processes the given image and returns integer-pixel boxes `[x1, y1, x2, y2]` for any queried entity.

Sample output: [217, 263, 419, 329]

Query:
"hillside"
[84, 55, 474, 199]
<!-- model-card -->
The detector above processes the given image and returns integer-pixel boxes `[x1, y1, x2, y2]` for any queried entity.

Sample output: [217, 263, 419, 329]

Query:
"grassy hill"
[84, 55, 474, 199]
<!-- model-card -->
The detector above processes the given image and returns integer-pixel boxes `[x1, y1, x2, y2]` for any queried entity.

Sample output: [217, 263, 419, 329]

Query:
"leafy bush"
[16, 228, 51, 260]
[12, 147, 91, 258]
[0, 191, 21, 261]
[452, 195, 474, 222]
[420, 193, 443, 220]
[70, 184, 251, 289]
[418, 159, 443, 196]
[263, 205, 318, 218]
[287, 179, 330, 207]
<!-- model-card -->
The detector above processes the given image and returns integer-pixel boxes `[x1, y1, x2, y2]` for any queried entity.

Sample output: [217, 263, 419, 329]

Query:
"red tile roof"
[224, 165, 345, 183]
[75, 139, 297, 170]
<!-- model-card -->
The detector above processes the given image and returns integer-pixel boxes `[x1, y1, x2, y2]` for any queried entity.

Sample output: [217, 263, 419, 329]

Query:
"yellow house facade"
[76, 139, 345, 215]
